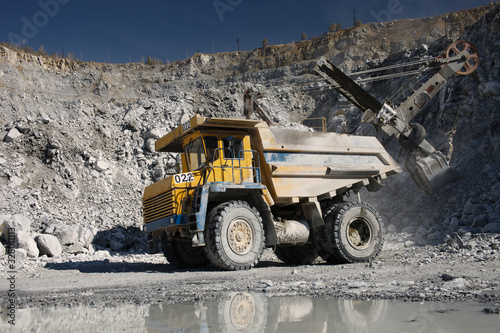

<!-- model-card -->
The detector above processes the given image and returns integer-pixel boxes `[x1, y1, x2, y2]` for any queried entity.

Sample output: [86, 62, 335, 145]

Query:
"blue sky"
[0, 0, 492, 63]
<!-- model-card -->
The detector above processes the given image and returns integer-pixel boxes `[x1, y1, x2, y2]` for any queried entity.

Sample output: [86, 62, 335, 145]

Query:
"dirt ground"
[2, 234, 499, 309]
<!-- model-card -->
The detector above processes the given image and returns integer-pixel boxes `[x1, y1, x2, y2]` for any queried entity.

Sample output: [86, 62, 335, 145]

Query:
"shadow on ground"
[43, 260, 217, 273]
[44, 258, 284, 273]
[92, 225, 148, 254]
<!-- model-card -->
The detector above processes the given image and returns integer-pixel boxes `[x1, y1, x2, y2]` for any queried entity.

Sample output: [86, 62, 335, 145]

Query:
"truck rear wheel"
[322, 202, 384, 264]
[161, 236, 210, 269]
[315, 203, 345, 264]
[274, 244, 318, 265]
[204, 200, 265, 271]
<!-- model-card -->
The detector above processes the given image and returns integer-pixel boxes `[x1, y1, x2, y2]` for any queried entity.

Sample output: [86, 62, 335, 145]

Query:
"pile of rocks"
[0, 213, 148, 265]
[0, 214, 93, 259]
[441, 231, 500, 262]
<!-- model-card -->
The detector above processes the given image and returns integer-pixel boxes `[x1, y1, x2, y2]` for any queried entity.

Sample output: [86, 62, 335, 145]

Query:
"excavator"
[314, 39, 479, 194]
[246, 39, 480, 194]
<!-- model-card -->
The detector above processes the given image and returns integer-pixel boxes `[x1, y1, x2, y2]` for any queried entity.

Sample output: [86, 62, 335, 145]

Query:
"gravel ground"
[1, 233, 499, 309]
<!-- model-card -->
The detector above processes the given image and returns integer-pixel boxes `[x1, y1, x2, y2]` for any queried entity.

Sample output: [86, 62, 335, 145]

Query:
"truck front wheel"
[161, 236, 210, 269]
[323, 202, 384, 264]
[204, 200, 265, 271]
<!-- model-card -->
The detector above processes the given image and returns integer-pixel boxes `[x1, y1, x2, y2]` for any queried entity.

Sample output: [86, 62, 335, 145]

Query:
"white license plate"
[174, 172, 195, 184]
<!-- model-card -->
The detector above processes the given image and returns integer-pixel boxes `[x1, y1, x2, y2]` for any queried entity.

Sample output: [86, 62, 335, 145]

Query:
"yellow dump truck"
[143, 114, 401, 270]
[143, 40, 479, 270]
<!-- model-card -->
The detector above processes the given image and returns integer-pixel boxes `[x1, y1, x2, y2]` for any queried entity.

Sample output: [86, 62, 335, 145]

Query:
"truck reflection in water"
[147, 292, 387, 332]
[2, 293, 498, 332]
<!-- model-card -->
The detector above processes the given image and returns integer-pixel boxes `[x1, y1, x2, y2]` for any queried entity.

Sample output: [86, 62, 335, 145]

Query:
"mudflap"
[405, 150, 460, 194]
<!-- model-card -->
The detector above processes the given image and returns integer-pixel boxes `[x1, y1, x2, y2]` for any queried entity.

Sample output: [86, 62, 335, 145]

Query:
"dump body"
[252, 125, 401, 204]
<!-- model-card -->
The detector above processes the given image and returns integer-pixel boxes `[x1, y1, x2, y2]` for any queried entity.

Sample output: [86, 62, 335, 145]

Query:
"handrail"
[207, 148, 261, 184]
[302, 117, 327, 132]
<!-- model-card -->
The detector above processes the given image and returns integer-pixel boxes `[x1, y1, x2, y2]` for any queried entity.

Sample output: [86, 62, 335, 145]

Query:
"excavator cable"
[255, 57, 436, 95]
[447, 71, 476, 138]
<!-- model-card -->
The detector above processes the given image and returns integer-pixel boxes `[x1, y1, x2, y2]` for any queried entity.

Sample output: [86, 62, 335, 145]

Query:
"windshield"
[184, 137, 207, 171]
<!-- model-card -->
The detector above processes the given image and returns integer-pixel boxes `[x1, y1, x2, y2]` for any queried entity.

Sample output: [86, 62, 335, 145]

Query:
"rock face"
[0, 4, 498, 258]
[35, 235, 62, 257]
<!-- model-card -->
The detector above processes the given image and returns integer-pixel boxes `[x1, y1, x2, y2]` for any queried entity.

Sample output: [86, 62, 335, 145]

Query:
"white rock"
[4, 127, 22, 142]
[78, 226, 96, 246]
[442, 277, 470, 290]
[124, 106, 145, 121]
[35, 234, 62, 257]
[94, 160, 110, 172]
[48, 223, 78, 245]
[14, 248, 28, 262]
[399, 281, 415, 286]
[259, 279, 273, 287]
[0, 242, 5, 256]
[95, 250, 110, 259]
[64, 243, 85, 254]
[15, 230, 39, 258]
[404, 240, 415, 248]
[347, 281, 367, 288]
[1, 214, 31, 235]
[144, 138, 156, 153]
[8, 176, 23, 188]
[146, 128, 164, 140]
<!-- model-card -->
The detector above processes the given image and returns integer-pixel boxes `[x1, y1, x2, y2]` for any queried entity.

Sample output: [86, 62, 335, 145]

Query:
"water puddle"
[2, 293, 499, 332]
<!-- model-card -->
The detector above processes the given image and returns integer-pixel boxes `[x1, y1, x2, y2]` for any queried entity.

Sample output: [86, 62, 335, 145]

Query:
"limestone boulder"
[35, 234, 62, 257]
[1, 214, 31, 235]
[15, 230, 39, 258]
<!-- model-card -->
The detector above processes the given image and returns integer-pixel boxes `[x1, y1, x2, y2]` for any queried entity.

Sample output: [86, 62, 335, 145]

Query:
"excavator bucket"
[404, 150, 459, 194]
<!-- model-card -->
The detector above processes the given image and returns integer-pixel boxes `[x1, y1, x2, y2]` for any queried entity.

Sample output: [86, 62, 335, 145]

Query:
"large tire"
[274, 244, 318, 265]
[323, 202, 384, 264]
[204, 200, 265, 271]
[161, 236, 210, 269]
[314, 203, 345, 264]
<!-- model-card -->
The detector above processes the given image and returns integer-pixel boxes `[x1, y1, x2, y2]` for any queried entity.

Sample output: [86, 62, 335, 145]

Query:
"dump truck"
[142, 40, 479, 270]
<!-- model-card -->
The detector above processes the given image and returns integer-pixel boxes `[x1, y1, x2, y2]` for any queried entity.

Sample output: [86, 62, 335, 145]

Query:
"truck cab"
[143, 116, 274, 270]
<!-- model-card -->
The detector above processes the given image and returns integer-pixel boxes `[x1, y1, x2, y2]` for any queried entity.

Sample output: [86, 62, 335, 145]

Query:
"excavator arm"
[315, 40, 480, 194]
[244, 89, 275, 126]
